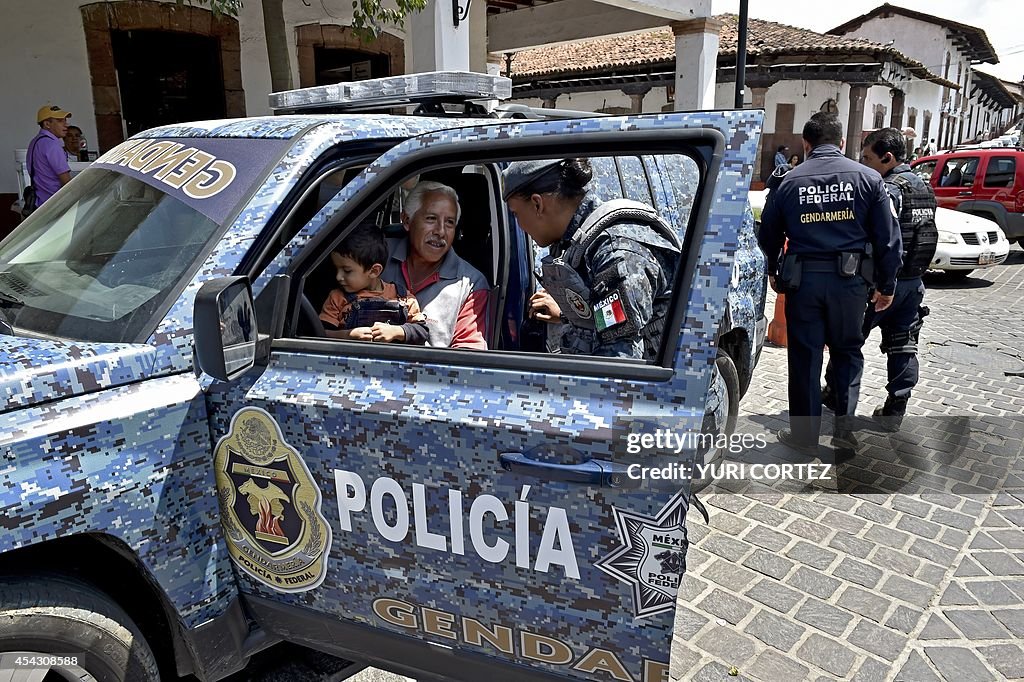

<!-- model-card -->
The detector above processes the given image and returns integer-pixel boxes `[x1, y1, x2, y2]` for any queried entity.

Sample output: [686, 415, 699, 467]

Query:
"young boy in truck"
[319, 225, 430, 344]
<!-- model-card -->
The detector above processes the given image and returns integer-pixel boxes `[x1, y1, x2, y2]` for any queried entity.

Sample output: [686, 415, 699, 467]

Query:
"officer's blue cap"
[502, 159, 563, 200]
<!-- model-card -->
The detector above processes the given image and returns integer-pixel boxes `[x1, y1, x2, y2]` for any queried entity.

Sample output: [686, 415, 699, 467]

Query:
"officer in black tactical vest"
[823, 128, 938, 432]
[502, 158, 681, 361]
[759, 113, 903, 459]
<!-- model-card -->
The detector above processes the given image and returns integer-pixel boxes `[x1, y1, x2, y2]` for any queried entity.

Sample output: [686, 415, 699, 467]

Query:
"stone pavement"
[672, 245, 1024, 681]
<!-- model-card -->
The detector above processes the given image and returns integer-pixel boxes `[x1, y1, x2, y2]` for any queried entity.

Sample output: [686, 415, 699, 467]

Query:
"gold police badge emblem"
[214, 407, 332, 592]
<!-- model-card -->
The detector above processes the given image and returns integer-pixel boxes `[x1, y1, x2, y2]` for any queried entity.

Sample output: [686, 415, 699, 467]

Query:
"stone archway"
[81, 1, 244, 152]
[295, 24, 404, 88]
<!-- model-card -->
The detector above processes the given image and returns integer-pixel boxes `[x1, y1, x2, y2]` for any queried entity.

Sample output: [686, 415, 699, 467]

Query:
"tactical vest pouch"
[539, 258, 596, 330]
[890, 173, 938, 279]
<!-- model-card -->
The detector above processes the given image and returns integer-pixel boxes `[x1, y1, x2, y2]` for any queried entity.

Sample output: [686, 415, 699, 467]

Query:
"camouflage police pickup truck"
[0, 73, 765, 682]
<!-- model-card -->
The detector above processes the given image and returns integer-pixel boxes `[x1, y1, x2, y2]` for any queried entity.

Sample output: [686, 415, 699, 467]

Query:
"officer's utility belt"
[777, 251, 873, 290]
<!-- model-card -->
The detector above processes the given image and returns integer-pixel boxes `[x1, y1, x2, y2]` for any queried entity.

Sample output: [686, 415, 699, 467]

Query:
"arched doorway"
[295, 24, 404, 87]
[81, 1, 245, 151]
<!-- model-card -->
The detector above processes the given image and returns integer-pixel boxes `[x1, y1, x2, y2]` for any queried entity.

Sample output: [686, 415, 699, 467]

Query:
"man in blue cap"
[501, 158, 680, 360]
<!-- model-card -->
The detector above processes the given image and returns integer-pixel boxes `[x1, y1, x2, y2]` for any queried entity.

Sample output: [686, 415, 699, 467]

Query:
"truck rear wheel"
[0, 576, 160, 682]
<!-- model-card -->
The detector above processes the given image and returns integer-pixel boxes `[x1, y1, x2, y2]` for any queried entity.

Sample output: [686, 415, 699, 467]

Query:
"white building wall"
[3, 1, 97, 195]
[737, 80, 849, 135]
[0, 0, 277, 195]
[838, 14, 978, 146]
[862, 79, 942, 144]
[840, 16, 952, 83]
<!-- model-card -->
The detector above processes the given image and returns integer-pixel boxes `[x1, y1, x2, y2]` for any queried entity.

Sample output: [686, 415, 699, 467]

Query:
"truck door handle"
[958, 191, 973, 196]
[499, 452, 637, 488]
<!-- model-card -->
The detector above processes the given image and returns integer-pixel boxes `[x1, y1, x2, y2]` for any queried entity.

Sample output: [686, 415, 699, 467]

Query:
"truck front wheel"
[0, 575, 160, 682]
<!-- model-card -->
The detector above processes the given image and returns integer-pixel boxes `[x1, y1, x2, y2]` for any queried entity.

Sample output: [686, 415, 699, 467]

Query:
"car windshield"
[0, 168, 224, 342]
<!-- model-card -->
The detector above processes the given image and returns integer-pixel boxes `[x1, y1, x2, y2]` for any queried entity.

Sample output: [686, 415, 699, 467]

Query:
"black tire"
[693, 351, 741, 493]
[0, 575, 160, 682]
[944, 269, 972, 281]
[715, 351, 741, 438]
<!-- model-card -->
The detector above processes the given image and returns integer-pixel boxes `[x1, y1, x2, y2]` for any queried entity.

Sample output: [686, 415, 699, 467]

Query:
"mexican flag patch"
[595, 292, 627, 331]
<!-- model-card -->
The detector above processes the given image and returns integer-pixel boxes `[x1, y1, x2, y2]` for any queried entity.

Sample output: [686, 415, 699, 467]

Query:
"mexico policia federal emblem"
[595, 491, 689, 618]
[214, 407, 332, 592]
[565, 288, 591, 319]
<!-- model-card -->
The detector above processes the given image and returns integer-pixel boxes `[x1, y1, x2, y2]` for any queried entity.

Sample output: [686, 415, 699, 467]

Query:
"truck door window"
[913, 160, 936, 182]
[288, 152, 700, 367]
[983, 157, 1015, 188]
[940, 157, 978, 187]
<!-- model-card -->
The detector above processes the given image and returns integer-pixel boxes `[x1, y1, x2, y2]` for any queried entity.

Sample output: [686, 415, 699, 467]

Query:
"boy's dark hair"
[803, 112, 843, 148]
[777, 144, 788, 152]
[334, 224, 387, 270]
[862, 127, 907, 163]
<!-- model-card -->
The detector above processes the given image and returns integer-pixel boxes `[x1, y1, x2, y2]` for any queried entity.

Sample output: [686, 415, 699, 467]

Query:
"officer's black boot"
[777, 429, 820, 458]
[831, 428, 860, 462]
[821, 384, 837, 412]
[873, 395, 909, 433]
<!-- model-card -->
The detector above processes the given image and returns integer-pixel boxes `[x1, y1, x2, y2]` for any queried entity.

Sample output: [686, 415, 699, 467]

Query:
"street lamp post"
[734, 0, 749, 108]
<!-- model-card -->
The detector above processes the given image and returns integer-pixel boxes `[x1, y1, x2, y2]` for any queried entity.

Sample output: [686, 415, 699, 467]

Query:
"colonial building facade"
[827, 4, 1016, 150]
[507, 9, 1020, 182]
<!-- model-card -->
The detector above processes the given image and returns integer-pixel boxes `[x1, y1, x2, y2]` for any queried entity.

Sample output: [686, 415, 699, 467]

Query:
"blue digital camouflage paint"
[0, 96, 763, 682]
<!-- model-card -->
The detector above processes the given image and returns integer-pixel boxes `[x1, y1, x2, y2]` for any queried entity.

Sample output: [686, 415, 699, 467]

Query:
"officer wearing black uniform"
[824, 128, 938, 431]
[759, 112, 902, 457]
[502, 158, 680, 361]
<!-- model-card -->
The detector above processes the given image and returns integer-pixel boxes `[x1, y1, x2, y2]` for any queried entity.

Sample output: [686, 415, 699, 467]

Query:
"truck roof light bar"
[269, 71, 512, 113]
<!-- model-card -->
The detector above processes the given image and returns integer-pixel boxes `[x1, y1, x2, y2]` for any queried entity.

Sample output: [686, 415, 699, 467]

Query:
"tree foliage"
[176, 0, 428, 42]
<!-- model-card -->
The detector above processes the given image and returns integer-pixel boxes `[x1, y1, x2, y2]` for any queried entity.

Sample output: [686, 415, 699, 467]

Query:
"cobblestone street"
[672, 245, 1024, 681]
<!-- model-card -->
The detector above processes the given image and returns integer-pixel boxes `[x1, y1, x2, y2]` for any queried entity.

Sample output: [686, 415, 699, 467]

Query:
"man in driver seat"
[320, 225, 430, 344]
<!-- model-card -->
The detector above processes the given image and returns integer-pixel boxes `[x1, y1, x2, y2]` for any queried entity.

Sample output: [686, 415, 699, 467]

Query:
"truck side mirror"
[194, 276, 257, 382]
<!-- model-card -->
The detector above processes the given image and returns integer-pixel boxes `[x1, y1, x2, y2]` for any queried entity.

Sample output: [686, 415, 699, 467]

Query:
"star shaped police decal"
[595, 490, 690, 619]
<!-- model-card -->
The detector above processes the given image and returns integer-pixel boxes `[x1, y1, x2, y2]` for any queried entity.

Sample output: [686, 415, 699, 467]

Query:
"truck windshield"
[0, 168, 222, 342]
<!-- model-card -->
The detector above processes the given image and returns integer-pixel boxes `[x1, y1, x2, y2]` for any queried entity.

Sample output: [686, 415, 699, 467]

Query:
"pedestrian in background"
[26, 105, 73, 210]
[758, 112, 902, 459]
[788, 153, 801, 168]
[64, 125, 85, 162]
[774, 145, 789, 169]
[823, 128, 938, 432]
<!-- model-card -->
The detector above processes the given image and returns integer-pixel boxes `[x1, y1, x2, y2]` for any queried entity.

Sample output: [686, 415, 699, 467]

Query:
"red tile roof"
[508, 14, 950, 88]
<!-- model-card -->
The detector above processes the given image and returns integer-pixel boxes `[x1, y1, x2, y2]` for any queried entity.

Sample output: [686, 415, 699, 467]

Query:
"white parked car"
[747, 192, 1009, 280]
[931, 207, 1010, 279]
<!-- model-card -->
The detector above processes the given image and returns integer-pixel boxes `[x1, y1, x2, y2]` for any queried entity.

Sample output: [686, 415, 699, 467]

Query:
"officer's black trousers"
[825, 277, 925, 401]
[864, 277, 925, 399]
[784, 272, 869, 446]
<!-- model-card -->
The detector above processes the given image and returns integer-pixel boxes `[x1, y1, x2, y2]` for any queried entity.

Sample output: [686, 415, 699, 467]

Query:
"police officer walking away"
[758, 112, 902, 458]
[824, 128, 938, 431]
[502, 158, 681, 360]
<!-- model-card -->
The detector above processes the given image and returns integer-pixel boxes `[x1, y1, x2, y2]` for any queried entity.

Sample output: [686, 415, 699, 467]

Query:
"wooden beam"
[591, 0, 703, 20]
[488, 0, 676, 52]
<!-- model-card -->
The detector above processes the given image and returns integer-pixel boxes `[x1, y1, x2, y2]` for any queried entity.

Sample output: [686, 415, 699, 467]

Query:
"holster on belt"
[777, 253, 802, 290]
[838, 252, 861, 278]
[859, 243, 875, 287]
